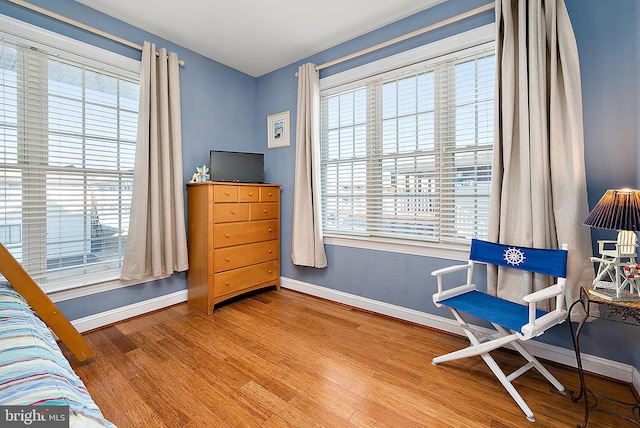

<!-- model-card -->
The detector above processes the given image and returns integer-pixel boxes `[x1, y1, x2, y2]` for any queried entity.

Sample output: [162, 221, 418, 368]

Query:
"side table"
[568, 286, 640, 428]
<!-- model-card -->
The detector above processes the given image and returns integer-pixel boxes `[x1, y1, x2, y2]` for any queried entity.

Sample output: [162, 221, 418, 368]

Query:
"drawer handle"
[249, 192, 253, 196]
[225, 257, 230, 262]
[225, 281, 229, 286]
[268, 249, 272, 254]
[225, 233, 230, 238]
[224, 192, 230, 196]
[268, 192, 272, 196]
[230, 211, 236, 215]
[263, 209, 267, 213]
[268, 228, 272, 233]
[268, 270, 272, 274]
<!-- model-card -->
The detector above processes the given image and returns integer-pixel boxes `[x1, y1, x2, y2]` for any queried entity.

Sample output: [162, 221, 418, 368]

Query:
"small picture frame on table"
[267, 111, 290, 149]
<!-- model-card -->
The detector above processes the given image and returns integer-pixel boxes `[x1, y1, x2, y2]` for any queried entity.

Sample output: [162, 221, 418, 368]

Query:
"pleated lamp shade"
[583, 189, 640, 231]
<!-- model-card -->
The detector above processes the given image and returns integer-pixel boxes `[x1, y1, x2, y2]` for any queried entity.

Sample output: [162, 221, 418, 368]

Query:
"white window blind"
[0, 32, 139, 291]
[320, 45, 494, 246]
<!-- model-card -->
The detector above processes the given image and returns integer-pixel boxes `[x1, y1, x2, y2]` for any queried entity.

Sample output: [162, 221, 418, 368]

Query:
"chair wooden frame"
[431, 239, 568, 422]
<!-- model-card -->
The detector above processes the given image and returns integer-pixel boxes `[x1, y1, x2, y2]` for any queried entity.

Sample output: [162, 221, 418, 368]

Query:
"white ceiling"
[74, 0, 443, 77]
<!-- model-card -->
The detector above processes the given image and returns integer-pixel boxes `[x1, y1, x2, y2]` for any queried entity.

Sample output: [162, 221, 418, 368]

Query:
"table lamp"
[584, 188, 640, 298]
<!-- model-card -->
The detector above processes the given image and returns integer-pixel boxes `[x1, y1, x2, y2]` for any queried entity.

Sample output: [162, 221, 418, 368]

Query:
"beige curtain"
[291, 63, 327, 268]
[488, 0, 593, 309]
[120, 42, 189, 281]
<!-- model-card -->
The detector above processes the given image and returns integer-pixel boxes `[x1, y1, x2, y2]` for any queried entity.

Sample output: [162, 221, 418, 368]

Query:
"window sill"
[323, 235, 470, 261]
[46, 276, 145, 303]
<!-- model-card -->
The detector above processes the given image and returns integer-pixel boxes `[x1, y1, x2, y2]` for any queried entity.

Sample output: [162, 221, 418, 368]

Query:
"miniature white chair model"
[590, 230, 638, 294]
[431, 239, 568, 422]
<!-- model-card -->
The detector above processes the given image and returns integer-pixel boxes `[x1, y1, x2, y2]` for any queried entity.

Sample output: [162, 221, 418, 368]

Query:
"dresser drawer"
[214, 220, 278, 248]
[213, 260, 279, 297]
[213, 203, 249, 223]
[213, 240, 278, 273]
[260, 187, 279, 202]
[238, 186, 259, 202]
[250, 202, 278, 220]
[214, 185, 238, 202]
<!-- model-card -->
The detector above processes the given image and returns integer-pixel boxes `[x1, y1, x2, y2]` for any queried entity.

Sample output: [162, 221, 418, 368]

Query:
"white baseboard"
[281, 276, 638, 385]
[71, 290, 188, 333]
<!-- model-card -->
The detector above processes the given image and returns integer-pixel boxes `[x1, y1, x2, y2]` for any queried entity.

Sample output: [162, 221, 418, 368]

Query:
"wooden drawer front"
[214, 220, 278, 248]
[214, 185, 238, 202]
[213, 203, 249, 223]
[213, 240, 278, 273]
[260, 187, 279, 202]
[238, 186, 259, 202]
[213, 260, 279, 297]
[250, 202, 278, 220]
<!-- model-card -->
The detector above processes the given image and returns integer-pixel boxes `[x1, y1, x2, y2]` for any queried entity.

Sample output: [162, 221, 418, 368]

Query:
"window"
[320, 28, 494, 251]
[0, 224, 20, 244]
[0, 17, 140, 292]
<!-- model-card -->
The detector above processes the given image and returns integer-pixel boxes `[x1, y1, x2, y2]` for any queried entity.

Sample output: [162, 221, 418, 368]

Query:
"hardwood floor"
[64, 288, 638, 427]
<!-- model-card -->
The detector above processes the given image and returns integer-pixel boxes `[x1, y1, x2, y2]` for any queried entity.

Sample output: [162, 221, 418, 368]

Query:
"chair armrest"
[598, 240, 617, 252]
[521, 282, 566, 336]
[598, 239, 618, 253]
[431, 263, 470, 277]
[522, 283, 563, 303]
[520, 309, 567, 339]
[431, 261, 474, 298]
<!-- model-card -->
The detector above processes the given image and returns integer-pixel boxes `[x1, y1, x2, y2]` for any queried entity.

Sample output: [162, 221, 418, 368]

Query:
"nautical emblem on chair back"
[503, 247, 526, 266]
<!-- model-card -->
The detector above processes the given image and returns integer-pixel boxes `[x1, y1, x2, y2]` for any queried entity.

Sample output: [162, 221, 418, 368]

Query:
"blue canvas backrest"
[469, 239, 568, 278]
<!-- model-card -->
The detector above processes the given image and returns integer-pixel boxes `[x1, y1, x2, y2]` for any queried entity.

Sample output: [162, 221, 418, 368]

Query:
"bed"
[0, 243, 115, 427]
[0, 283, 115, 427]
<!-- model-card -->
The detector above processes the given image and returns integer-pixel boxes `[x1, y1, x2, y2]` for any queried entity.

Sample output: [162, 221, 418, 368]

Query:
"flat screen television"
[209, 150, 264, 183]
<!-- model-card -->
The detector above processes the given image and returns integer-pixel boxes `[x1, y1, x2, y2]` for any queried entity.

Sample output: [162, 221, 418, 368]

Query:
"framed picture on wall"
[267, 111, 290, 149]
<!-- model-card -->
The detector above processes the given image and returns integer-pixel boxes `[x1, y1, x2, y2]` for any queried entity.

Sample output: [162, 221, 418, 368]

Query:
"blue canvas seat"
[431, 239, 569, 422]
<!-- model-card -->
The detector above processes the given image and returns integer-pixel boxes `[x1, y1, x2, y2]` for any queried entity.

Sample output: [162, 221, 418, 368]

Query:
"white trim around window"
[0, 13, 142, 296]
[319, 23, 495, 258]
[320, 24, 495, 92]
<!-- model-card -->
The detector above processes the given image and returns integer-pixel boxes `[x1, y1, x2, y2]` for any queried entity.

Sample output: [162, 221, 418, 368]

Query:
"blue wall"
[564, 0, 640, 370]
[0, 0, 257, 318]
[1, 0, 638, 371]
[256, 0, 494, 310]
[256, 0, 640, 370]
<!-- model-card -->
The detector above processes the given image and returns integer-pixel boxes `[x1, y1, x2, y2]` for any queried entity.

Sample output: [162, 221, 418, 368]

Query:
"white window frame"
[319, 24, 495, 261]
[0, 14, 141, 300]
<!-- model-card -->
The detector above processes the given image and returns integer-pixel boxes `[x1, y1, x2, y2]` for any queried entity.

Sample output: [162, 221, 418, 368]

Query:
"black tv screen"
[209, 150, 264, 183]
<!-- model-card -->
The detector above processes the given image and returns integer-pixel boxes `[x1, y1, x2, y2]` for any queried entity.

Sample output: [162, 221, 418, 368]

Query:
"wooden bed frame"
[0, 242, 94, 362]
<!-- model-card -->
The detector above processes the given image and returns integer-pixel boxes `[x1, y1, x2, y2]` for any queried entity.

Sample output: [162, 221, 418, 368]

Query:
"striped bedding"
[0, 283, 115, 427]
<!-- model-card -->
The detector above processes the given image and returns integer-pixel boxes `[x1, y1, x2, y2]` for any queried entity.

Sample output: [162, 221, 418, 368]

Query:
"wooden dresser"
[186, 182, 281, 314]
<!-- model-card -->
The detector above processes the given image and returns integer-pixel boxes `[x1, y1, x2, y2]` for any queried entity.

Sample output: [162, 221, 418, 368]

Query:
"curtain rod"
[296, 2, 494, 77]
[8, 0, 185, 66]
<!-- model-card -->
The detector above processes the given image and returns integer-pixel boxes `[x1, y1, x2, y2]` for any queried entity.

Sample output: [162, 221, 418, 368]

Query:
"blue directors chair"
[431, 239, 568, 422]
